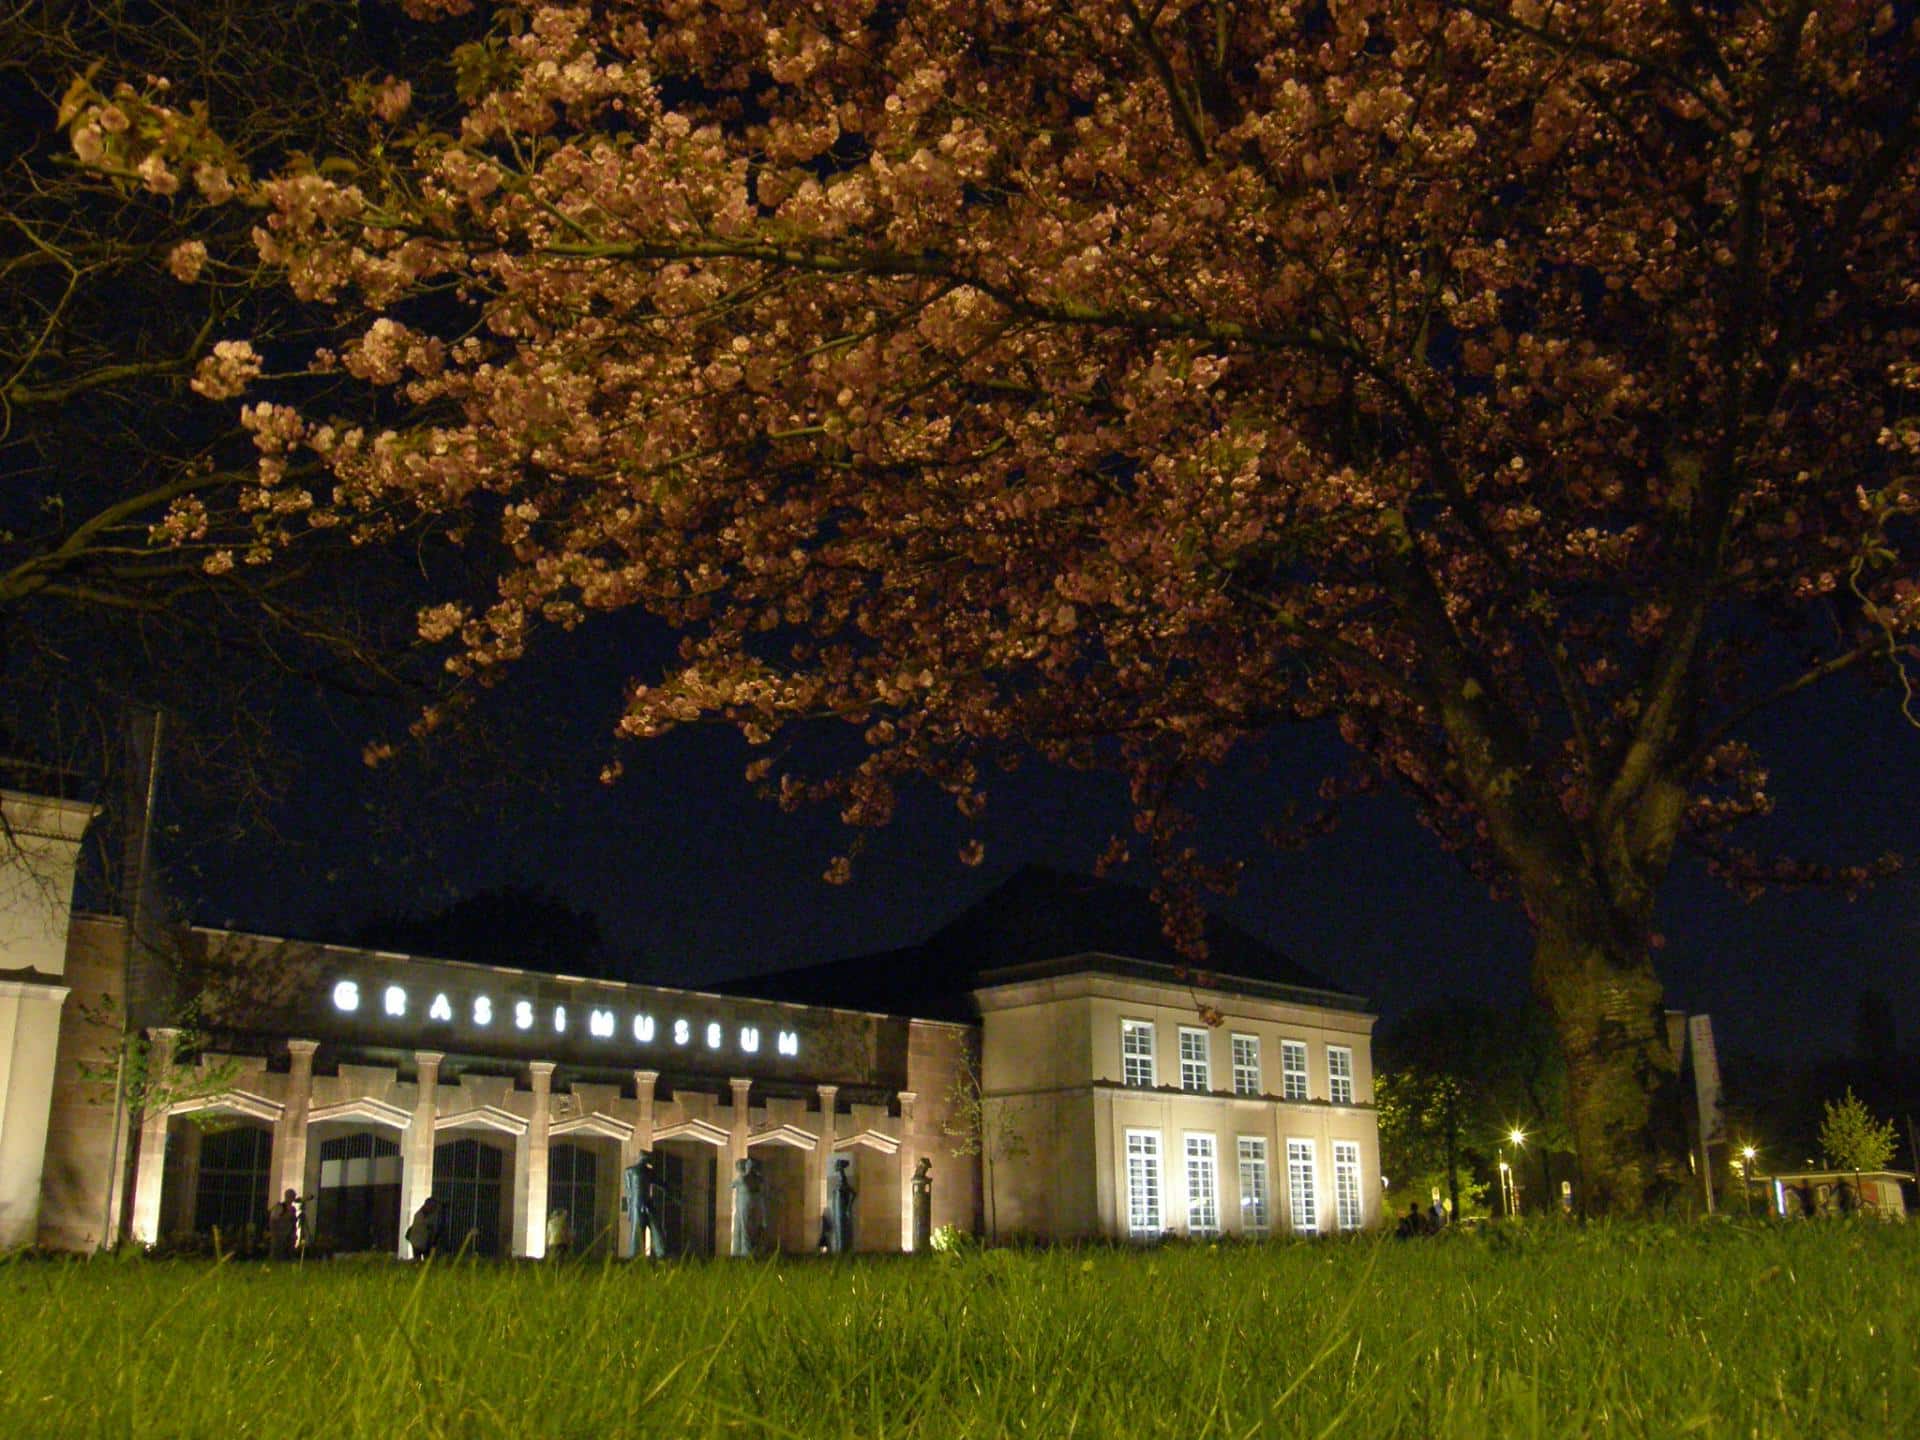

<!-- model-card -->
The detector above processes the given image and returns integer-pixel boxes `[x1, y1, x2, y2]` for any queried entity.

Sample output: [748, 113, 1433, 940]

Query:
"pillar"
[519, 1061, 554, 1258]
[619, 1070, 657, 1258]
[126, 1027, 179, 1246]
[813, 1083, 838, 1247]
[726, 1077, 751, 1255]
[272, 1040, 319, 1207]
[396, 1050, 440, 1257]
[897, 1090, 918, 1252]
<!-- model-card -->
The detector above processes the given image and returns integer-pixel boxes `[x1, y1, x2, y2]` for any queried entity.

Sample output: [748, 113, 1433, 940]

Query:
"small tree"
[1818, 1089, 1898, 1174]
[940, 1053, 1032, 1244]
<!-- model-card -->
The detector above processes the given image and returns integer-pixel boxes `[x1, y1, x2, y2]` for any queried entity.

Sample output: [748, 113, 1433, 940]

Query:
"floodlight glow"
[590, 1008, 615, 1038]
[428, 993, 453, 1022]
[1741, 1144, 1757, 1161]
[1509, 1129, 1527, 1148]
[332, 980, 360, 1012]
[473, 995, 492, 1026]
[383, 985, 407, 1017]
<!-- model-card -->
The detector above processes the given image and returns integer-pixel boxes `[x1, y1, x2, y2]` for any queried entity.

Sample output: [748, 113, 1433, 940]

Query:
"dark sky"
[160, 608, 1920, 1068]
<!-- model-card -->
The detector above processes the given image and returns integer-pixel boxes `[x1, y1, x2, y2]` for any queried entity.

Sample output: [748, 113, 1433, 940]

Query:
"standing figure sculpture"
[730, 1157, 769, 1256]
[910, 1158, 933, 1253]
[406, 1196, 442, 1260]
[623, 1151, 669, 1259]
[827, 1156, 858, 1254]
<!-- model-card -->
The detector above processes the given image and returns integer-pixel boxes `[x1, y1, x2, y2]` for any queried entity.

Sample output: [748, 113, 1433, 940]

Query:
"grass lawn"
[2, 1220, 1913, 1437]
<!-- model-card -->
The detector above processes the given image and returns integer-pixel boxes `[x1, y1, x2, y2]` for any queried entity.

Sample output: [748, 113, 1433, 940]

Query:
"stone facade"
[1, 790, 1380, 1255]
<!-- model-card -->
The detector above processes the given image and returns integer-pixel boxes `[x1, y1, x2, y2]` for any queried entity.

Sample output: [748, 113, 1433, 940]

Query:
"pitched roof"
[713, 865, 1358, 1022]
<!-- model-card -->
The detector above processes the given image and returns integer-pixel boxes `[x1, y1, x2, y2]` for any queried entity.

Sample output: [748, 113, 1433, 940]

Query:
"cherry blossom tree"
[69, 0, 1920, 1211]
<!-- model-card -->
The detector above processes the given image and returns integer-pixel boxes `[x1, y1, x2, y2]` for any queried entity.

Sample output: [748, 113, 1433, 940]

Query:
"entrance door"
[313, 1132, 402, 1253]
[433, 1137, 506, 1257]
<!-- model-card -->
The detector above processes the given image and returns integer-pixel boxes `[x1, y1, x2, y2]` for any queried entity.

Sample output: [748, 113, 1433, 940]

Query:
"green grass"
[2, 1221, 1914, 1437]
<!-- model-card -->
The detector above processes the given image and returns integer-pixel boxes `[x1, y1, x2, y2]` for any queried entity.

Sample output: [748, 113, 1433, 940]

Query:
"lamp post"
[1507, 1129, 1527, 1217]
[1739, 1144, 1758, 1216]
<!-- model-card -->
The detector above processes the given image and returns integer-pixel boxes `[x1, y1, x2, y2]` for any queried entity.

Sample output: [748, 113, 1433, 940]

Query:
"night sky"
[159, 603, 1920, 1069]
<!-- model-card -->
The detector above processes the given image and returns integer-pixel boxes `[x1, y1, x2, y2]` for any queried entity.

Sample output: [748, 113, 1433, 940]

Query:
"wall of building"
[37, 915, 127, 1250]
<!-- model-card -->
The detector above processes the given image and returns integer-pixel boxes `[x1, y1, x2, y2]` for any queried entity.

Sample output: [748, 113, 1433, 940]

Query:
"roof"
[712, 865, 1363, 1022]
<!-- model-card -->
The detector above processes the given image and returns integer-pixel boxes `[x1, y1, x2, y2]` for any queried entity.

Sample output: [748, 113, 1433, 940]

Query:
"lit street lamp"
[1739, 1144, 1759, 1216]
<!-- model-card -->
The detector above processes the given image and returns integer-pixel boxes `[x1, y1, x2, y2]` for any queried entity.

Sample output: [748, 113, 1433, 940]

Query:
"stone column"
[896, 1091, 918, 1252]
[126, 1027, 179, 1246]
[619, 1070, 658, 1258]
[813, 1083, 839, 1248]
[519, 1061, 555, 1258]
[395, 1050, 441, 1257]
[726, 1077, 751, 1255]
[272, 1039, 319, 1210]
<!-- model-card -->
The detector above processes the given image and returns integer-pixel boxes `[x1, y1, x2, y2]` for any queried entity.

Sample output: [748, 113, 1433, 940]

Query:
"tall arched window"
[547, 1142, 598, 1251]
[192, 1125, 273, 1238]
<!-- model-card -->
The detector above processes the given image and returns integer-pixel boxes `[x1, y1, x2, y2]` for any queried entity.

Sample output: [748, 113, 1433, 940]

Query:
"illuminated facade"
[4, 788, 1379, 1255]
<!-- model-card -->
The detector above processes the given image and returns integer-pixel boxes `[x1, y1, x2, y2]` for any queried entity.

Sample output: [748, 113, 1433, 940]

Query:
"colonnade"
[127, 1038, 929, 1257]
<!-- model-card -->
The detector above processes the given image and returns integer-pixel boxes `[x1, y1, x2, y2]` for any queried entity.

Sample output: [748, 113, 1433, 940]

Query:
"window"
[1328, 1046, 1354, 1105]
[1185, 1134, 1219, 1236]
[1287, 1138, 1319, 1234]
[547, 1142, 600, 1253]
[1178, 1027, 1212, 1092]
[192, 1124, 273, 1238]
[1126, 1130, 1163, 1238]
[1334, 1141, 1364, 1232]
[1122, 1019, 1157, 1088]
[1231, 1034, 1261, 1096]
[1281, 1040, 1309, 1101]
[1237, 1137, 1270, 1237]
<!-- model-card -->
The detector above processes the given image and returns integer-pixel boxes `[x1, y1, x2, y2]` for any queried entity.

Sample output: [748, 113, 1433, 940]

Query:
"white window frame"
[1178, 1026, 1212, 1093]
[1287, 1137, 1319, 1235]
[1121, 1019, 1157, 1088]
[1231, 1034, 1261, 1096]
[1333, 1140, 1364, 1232]
[1237, 1136, 1270, 1237]
[1327, 1045, 1354, 1105]
[1125, 1129, 1163, 1239]
[1281, 1039, 1310, 1101]
[1184, 1133, 1219, 1237]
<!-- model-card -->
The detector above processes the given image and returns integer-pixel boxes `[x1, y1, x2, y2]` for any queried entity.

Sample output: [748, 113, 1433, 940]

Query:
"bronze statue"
[910, 1157, 933, 1252]
[827, 1156, 857, 1253]
[622, 1151, 668, 1259]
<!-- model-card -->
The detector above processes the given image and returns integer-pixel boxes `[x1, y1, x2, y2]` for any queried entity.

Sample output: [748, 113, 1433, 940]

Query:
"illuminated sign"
[330, 979, 800, 1058]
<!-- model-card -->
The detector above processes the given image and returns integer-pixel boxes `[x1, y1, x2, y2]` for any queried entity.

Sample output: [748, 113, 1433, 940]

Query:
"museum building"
[1, 789, 1382, 1256]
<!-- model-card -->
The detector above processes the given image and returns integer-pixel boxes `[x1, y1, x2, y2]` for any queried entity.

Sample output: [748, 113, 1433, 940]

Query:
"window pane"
[1185, 1135, 1218, 1236]
[1179, 1028, 1211, 1092]
[1328, 1047, 1354, 1105]
[1282, 1041, 1309, 1101]
[1237, 1138, 1270, 1235]
[1126, 1131, 1162, 1239]
[1231, 1035, 1260, 1096]
[1288, 1139, 1318, 1234]
[1334, 1141, 1363, 1231]
[1122, 1020, 1156, 1088]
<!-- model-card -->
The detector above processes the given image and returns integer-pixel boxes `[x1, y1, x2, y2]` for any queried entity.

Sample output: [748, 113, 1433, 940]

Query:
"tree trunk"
[1531, 918, 1689, 1215]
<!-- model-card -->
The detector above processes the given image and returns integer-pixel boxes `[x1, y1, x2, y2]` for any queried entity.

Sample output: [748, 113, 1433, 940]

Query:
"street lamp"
[1506, 1129, 1527, 1216]
[1739, 1144, 1759, 1216]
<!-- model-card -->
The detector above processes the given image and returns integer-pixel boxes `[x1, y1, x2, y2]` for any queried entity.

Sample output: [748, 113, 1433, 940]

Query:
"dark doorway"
[313, 1131, 401, 1253]
[191, 1124, 273, 1240]
[548, 1142, 606, 1256]
[434, 1136, 507, 1257]
[657, 1144, 718, 1257]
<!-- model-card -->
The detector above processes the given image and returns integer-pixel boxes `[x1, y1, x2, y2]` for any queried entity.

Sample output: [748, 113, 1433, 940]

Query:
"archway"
[157, 1119, 273, 1247]
[433, 1136, 510, 1257]
[747, 1125, 817, 1254]
[653, 1118, 728, 1258]
[305, 1097, 410, 1255]
[835, 1131, 904, 1254]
